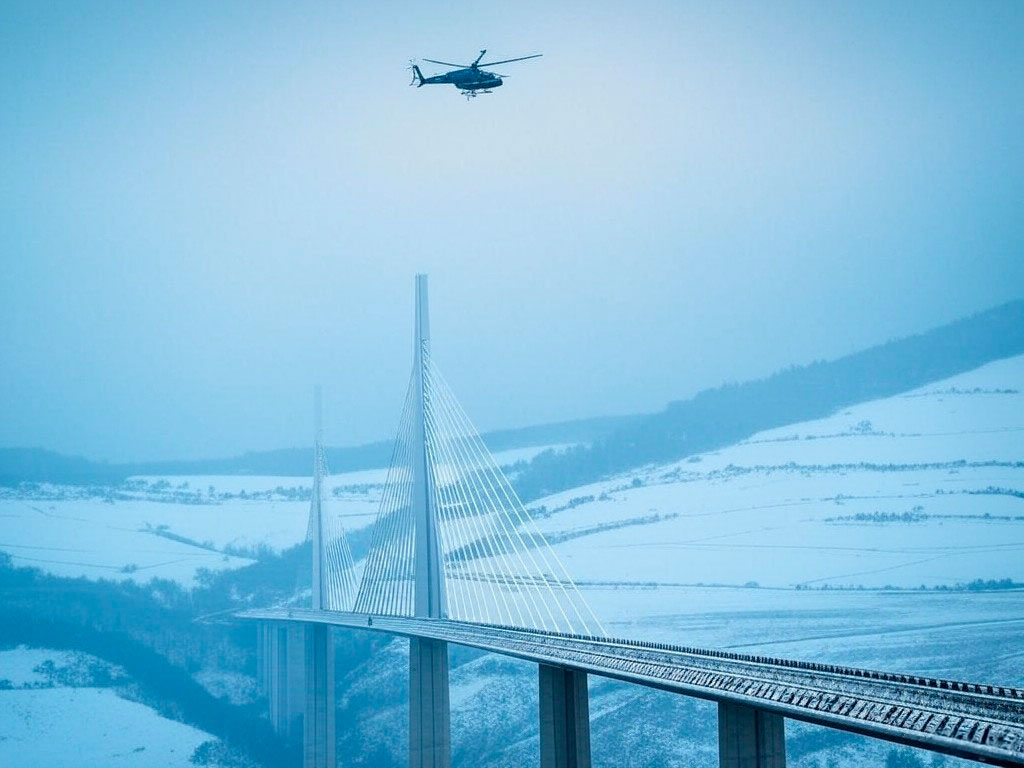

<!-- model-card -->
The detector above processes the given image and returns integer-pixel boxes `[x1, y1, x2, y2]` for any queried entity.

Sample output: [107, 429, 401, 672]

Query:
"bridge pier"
[261, 622, 307, 744]
[538, 664, 591, 768]
[303, 623, 336, 768]
[409, 636, 451, 768]
[259, 621, 336, 768]
[717, 702, 786, 768]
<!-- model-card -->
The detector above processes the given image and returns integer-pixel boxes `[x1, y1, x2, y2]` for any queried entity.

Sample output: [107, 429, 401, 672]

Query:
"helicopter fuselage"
[411, 51, 540, 96]
[420, 67, 503, 91]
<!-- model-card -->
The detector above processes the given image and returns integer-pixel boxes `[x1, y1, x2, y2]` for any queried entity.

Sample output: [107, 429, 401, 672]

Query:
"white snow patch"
[0, 688, 212, 767]
[0, 648, 84, 687]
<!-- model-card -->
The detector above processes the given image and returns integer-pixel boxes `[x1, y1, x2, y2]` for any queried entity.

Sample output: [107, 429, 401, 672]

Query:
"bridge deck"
[239, 608, 1024, 766]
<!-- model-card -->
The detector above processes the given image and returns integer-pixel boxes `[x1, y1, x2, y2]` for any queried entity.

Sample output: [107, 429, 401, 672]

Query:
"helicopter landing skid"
[463, 89, 493, 100]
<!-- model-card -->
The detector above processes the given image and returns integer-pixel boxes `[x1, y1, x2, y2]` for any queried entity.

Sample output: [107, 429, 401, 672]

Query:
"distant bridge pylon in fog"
[306, 385, 358, 613]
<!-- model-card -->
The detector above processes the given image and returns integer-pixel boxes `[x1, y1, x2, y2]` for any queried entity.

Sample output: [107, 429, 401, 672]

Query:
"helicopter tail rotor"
[408, 61, 425, 87]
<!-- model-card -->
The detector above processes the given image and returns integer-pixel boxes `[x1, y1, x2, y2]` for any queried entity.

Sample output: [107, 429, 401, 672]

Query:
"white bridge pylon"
[307, 386, 359, 612]
[350, 275, 605, 636]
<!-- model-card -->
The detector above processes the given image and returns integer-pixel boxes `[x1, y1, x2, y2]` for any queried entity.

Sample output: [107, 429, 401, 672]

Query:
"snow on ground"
[0, 648, 89, 687]
[128, 444, 564, 498]
[534, 355, 1024, 591]
[488, 443, 577, 471]
[0, 444, 572, 585]
[518, 356, 1024, 683]
[583, 583, 1024, 680]
[0, 646, 216, 768]
[0, 498, 255, 585]
[0, 688, 211, 767]
[193, 668, 259, 706]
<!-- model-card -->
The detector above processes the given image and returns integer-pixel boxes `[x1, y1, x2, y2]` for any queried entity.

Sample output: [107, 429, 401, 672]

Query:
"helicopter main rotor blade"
[422, 58, 466, 68]
[477, 54, 542, 67]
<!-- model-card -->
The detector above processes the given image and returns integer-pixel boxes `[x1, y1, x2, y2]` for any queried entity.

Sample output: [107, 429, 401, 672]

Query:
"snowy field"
[0, 647, 216, 768]
[530, 355, 1024, 686]
[537, 355, 1024, 592]
[0, 445, 566, 586]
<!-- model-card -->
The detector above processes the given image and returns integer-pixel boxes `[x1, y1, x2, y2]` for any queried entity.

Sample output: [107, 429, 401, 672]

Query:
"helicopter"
[409, 49, 542, 99]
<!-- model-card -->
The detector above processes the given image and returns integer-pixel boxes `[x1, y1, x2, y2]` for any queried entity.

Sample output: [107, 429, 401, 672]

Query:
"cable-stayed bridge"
[241, 275, 1024, 768]
[352, 349, 602, 635]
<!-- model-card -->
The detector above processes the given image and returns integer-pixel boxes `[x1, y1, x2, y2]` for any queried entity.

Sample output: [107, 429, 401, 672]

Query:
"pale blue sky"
[1, 1, 1022, 461]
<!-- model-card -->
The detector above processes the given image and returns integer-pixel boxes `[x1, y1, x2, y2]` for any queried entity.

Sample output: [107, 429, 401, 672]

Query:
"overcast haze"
[2, 1, 1022, 462]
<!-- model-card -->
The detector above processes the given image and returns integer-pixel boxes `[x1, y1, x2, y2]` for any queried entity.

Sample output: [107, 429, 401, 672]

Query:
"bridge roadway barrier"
[242, 608, 1024, 767]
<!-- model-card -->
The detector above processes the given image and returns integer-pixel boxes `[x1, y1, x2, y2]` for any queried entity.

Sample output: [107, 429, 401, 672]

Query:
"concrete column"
[257, 622, 267, 695]
[539, 664, 591, 768]
[264, 624, 308, 747]
[718, 701, 786, 768]
[263, 622, 336, 768]
[304, 623, 336, 768]
[410, 636, 451, 768]
[267, 624, 288, 733]
[284, 624, 307, 745]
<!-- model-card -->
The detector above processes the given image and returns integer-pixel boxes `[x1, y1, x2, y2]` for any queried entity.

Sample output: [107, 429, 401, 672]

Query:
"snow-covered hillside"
[0, 647, 218, 768]
[540, 355, 1023, 591]
[523, 355, 1024, 684]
